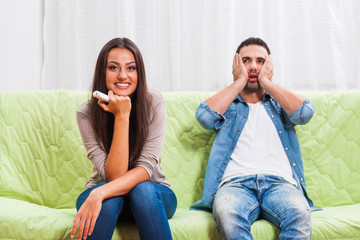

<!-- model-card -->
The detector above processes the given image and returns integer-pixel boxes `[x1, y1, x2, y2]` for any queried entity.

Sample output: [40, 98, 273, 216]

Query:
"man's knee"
[213, 191, 258, 239]
[213, 192, 238, 220]
[279, 204, 311, 239]
[287, 202, 311, 225]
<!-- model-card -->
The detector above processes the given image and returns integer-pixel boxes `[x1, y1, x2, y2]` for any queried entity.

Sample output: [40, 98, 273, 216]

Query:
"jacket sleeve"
[287, 98, 315, 125]
[195, 101, 226, 131]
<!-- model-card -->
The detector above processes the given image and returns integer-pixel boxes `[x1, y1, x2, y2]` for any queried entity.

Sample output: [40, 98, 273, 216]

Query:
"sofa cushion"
[2, 195, 359, 240]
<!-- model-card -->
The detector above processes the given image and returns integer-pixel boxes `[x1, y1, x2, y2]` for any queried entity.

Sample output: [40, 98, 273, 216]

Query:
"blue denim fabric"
[76, 181, 177, 240]
[213, 175, 311, 240]
[190, 93, 315, 211]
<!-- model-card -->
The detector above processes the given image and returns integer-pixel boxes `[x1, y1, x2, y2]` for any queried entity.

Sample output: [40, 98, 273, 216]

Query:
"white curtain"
[43, 0, 360, 92]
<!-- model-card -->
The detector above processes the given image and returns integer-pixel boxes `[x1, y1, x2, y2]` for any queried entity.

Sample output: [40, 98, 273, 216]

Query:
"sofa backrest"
[0, 90, 91, 209]
[161, 92, 216, 209]
[295, 91, 360, 208]
[1, 90, 360, 210]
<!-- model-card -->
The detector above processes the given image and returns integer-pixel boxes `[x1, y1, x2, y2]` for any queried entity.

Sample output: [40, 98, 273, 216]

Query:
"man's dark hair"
[236, 37, 271, 55]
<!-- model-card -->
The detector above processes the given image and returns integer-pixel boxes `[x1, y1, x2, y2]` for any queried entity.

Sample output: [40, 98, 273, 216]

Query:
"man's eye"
[258, 60, 265, 64]
[243, 59, 249, 63]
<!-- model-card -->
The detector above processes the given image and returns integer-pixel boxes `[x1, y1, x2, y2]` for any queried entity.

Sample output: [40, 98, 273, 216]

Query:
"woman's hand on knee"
[71, 192, 103, 240]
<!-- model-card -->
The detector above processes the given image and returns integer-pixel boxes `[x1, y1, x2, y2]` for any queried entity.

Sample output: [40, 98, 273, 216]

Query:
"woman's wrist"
[114, 113, 130, 121]
[90, 186, 106, 202]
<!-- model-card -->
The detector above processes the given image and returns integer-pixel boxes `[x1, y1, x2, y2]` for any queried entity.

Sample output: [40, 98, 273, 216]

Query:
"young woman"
[71, 38, 177, 240]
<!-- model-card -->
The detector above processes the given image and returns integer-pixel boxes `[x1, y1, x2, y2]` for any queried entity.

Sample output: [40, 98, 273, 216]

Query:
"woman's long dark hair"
[89, 38, 152, 168]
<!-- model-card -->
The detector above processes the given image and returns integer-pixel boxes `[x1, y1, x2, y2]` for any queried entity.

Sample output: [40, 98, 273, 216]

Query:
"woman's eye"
[128, 66, 136, 70]
[109, 66, 118, 70]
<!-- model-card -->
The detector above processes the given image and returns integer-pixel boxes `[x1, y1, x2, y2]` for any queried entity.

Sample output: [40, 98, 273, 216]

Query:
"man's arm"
[258, 55, 305, 114]
[205, 53, 247, 114]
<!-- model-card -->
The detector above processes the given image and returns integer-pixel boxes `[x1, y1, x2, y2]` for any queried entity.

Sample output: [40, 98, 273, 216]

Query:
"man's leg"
[213, 177, 260, 240]
[259, 176, 311, 240]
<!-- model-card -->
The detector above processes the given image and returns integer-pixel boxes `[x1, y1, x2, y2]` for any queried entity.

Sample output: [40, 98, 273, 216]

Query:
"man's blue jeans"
[213, 175, 311, 240]
[76, 181, 177, 240]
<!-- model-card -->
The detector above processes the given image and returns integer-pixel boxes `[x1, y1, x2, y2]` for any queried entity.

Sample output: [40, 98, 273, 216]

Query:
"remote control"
[93, 91, 109, 102]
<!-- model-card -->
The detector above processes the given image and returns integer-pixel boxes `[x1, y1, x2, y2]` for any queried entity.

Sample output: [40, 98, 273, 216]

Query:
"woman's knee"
[129, 181, 159, 207]
[131, 181, 157, 196]
[100, 196, 124, 218]
[129, 181, 177, 220]
[76, 182, 107, 210]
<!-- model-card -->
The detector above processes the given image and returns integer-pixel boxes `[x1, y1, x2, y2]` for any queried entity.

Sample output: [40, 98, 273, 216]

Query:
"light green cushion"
[0, 90, 92, 209]
[1, 90, 360, 239]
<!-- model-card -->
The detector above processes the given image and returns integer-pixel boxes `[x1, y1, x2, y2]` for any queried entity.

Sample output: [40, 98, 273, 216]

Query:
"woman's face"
[105, 48, 138, 96]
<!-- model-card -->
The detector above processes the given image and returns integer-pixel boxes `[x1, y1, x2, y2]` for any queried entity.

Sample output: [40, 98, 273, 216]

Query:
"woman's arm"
[71, 167, 149, 240]
[99, 91, 132, 182]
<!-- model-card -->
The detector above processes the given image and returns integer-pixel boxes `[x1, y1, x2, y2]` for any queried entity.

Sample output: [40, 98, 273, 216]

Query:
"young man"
[191, 37, 315, 239]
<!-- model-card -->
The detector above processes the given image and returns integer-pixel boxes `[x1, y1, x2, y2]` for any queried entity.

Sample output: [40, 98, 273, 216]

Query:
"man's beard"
[244, 80, 261, 93]
[244, 70, 261, 93]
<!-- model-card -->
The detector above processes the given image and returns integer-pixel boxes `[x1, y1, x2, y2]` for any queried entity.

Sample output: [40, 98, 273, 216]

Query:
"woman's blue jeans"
[76, 181, 177, 240]
[213, 175, 311, 240]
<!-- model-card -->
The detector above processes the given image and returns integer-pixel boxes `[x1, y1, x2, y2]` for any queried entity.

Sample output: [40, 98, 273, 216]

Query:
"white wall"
[0, 0, 43, 93]
[1, 1, 359, 93]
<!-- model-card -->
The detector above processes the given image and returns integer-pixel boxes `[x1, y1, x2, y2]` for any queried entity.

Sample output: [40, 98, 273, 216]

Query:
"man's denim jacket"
[190, 93, 315, 212]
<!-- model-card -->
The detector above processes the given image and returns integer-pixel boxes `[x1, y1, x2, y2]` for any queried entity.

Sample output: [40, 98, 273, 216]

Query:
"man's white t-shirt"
[220, 101, 297, 186]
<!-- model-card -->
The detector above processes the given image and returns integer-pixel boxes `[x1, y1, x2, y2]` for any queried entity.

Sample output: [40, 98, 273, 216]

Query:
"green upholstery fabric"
[1, 90, 360, 239]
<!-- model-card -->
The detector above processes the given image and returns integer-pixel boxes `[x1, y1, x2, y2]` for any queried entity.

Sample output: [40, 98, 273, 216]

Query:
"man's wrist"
[234, 76, 246, 89]
[259, 77, 270, 88]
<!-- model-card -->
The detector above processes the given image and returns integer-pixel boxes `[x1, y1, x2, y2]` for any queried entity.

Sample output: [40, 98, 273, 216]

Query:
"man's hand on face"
[232, 53, 248, 90]
[257, 55, 273, 89]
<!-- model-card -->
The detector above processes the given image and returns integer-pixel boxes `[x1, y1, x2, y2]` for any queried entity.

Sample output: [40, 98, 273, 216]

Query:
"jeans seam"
[247, 202, 259, 217]
[260, 204, 282, 227]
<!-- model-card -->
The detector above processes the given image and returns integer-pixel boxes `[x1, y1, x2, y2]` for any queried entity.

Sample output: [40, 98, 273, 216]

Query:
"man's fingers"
[267, 55, 273, 73]
[233, 53, 240, 66]
[236, 53, 241, 66]
[266, 54, 273, 66]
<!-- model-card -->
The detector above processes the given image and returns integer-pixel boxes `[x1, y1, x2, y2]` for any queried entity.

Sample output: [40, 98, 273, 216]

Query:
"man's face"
[239, 44, 269, 92]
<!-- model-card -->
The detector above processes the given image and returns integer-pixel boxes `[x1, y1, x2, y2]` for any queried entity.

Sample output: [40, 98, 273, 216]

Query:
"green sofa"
[1, 90, 360, 240]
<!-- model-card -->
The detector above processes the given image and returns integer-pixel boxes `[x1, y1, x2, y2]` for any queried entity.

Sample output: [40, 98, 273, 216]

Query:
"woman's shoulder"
[148, 89, 165, 107]
[76, 100, 91, 117]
